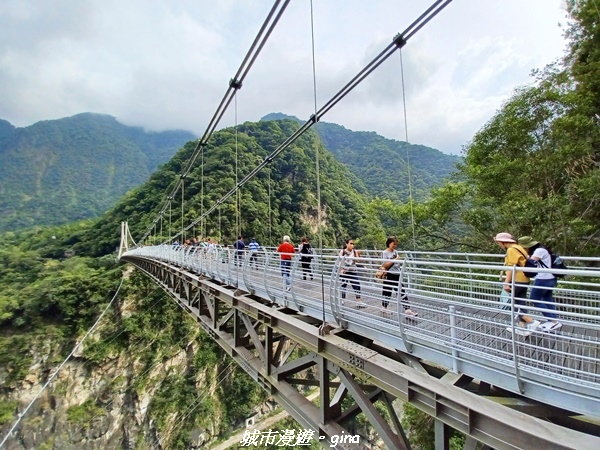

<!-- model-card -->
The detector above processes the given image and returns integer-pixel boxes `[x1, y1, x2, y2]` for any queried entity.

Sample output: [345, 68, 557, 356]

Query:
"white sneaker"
[527, 320, 541, 333]
[540, 321, 562, 332]
[549, 321, 562, 331]
[506, 322, 532, 337]
[285, 285, 291, 292]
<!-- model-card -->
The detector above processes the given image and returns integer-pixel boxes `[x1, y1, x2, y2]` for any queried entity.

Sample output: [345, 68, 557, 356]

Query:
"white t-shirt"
[382, 249, 401, 274]
[532, 247, 554, 280]
[340, 249, 357, 272]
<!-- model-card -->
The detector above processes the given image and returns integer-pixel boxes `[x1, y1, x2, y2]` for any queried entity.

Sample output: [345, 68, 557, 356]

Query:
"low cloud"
[0, 0, 567, 155]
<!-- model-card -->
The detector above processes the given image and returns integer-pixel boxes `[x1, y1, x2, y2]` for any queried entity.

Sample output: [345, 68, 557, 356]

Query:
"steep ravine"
[0, 272, 267, 450]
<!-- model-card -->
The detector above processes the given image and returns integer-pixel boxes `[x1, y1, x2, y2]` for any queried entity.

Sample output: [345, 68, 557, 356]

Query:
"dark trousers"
[340, 271, 361, 299]
[235, 252, 243, 266]
[300, 259, 312, 280]
[529, 277, 558, 319]
[512, 282, 530, 321]
[249, 252, 258, 268]
[382, 272, 408, 309]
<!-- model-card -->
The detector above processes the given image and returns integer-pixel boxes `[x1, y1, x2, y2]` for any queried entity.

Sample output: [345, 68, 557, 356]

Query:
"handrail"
[121, 245, 600, 418]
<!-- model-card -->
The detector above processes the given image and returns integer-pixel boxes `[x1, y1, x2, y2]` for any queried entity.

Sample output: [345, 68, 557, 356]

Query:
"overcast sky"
[0, 0, 570, 155]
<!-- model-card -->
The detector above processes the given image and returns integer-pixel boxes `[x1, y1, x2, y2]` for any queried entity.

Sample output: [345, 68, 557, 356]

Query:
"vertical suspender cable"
[160, 214, 163, 243]
[169, 201, 172, 243]
[233, 90, 242, 286]
[268, 170, 272, 245]
[399, 48, 417, 251]
[201, 145, 205, 240]
[181, 177, 185, 242]
[235, 92, 240, 239]
[309, 0, 326, 323]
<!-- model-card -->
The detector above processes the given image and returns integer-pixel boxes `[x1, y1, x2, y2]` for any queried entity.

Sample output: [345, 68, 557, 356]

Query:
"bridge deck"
[122, 246, 600, 418]
[284, 276, 600, 385]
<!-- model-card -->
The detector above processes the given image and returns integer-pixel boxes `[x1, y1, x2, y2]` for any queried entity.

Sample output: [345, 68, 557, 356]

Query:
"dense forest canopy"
[356, 0, 600, 257]
[262, 112, 461, 203]
[74, 119, 369, 257]
[0, 113, 195, 231]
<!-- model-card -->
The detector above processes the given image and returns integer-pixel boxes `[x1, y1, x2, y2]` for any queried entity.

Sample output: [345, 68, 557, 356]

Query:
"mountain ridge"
[0, 111, 459, 232]
[0, 113, 197, 231]
[261, 112, 461, 202]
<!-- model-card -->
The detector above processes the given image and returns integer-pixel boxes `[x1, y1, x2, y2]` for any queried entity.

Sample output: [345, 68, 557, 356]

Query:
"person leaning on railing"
[494, 232, 539, 336]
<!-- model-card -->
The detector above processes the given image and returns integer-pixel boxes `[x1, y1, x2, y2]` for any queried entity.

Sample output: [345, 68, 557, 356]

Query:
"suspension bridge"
[118, 231, 600, 450]
[116, 1, 600, 448]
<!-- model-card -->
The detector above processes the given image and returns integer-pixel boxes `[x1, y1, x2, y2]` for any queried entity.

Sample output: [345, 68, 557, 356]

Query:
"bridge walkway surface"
[121, 245, 600, 449]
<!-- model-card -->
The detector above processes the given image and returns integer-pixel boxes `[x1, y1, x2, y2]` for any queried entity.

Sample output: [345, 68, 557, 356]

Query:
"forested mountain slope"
[0, 113, 196, 231]
[0, 118, 370, 449]
[262, 113, 461, 201]
[73, 118, 368, 257]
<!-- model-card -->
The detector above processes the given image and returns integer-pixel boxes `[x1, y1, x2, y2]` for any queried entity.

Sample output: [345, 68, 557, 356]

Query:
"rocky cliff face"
[0, 274, 265, 450]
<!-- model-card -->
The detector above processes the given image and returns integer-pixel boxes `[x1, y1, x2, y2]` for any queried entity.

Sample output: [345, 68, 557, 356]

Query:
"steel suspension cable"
[314, 0, 451, 119]
[138, 0, 291, 245]
[172, 1, 453, 242]
[399, 48, 417, 251]
[127, 224, 138, 248]
[169, 200, 172, 242]
[74, 326, 202, 443]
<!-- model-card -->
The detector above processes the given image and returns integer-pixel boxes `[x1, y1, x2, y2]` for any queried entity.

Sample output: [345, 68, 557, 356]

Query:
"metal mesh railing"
[122, 245, 600, 413]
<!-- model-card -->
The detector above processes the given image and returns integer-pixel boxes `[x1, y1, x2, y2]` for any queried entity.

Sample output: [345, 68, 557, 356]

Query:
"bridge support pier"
[435, 419, 450, 450]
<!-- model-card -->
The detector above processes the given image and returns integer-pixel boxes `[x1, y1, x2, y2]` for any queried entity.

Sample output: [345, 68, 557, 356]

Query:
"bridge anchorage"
[121, 234, 600, 450]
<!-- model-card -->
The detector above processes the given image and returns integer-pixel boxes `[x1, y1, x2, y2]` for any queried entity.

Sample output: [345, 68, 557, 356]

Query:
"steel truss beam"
[122, 256, 600, 450]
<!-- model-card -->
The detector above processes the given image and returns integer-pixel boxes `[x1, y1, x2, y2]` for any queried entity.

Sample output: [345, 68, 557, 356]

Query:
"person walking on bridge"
[277, 235, 295, 291]
[494, 232, 539, 336]
[518, 236, 562, 332]
[207, 237, 216, 254]
[381, 237, 417, 317]
[298, 236, 314, 280]
[249, 237, 260, 269]
[234, 236, 245, 267]
[339, 239, 364, 308]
